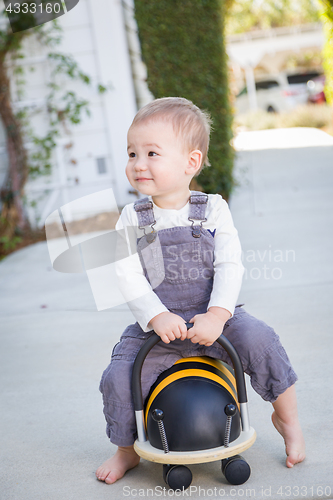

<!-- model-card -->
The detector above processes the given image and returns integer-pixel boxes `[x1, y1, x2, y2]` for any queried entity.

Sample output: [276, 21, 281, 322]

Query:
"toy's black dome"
[145, 357, 241, 452]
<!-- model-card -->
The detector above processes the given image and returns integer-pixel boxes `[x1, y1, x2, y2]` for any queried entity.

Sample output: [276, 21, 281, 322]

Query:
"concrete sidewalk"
[1, 128, 333, 500]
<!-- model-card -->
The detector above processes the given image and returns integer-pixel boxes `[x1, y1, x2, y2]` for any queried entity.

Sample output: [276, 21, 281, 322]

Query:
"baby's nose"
[134, 159, 147, 171]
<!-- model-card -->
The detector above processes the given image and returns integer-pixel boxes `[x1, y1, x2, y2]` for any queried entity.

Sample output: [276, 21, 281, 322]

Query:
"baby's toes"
[104, 469, 121, 484]
[96, 467, 107, 480]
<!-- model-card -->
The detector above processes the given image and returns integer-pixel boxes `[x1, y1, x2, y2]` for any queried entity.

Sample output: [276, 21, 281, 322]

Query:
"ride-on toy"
[132, 323, 256, 490]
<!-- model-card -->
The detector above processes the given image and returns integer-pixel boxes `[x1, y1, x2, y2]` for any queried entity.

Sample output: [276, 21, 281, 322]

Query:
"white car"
[235, 71, 322, 114]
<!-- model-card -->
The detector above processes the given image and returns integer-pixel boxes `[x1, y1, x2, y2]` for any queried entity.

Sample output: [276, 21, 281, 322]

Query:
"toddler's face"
[126, 119, 199, 207]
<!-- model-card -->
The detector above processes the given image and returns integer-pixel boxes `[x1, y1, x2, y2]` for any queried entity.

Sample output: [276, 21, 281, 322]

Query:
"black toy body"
[146, 357, 241, 452]
[132, 325, 256, 490]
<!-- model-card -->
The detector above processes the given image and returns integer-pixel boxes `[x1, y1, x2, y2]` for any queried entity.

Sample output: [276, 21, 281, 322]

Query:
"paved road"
[1, 128, 333, 500]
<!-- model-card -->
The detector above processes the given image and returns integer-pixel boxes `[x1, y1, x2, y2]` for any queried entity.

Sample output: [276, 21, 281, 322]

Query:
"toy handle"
[132, 323, 248, 411]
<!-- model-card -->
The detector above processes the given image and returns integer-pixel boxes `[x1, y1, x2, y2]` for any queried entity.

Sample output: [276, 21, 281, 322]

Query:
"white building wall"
[122, 0, 154, 109]
[0, 0, 139, 227]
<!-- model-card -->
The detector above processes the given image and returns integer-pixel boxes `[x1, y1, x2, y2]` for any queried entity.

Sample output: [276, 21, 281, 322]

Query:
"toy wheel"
[221, 455, 251, 485]
[163, 464, 192, 490]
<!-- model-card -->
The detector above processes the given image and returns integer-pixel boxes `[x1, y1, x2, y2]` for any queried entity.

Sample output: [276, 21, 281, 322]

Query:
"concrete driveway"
[1, 128, 333, 500]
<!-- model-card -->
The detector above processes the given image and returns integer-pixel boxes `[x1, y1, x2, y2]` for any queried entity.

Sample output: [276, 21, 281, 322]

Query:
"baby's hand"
[187, 308, 231, 346]
[149, 312, 188, 344]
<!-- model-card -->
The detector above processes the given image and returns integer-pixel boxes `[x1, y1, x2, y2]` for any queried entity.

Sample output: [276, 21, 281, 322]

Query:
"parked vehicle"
[235, 71, 323, 114]
[307, 75, 326, 104]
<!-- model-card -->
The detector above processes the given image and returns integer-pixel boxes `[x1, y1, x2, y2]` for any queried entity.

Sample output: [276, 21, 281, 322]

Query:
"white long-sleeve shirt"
[116, 193, 244, 331]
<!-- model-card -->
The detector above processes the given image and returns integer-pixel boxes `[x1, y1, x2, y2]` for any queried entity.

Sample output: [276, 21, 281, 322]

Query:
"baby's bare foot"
[272, 411, 306, 468]
[96, 446, 140, 484]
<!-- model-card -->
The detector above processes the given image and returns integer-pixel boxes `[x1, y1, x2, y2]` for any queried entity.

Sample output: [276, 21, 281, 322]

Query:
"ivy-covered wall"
[134, 0, 234, 199]
[321, 0, 333, 104]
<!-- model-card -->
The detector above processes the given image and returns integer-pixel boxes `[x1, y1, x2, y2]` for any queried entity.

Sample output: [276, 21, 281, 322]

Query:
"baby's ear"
[186, 150, 202, 175]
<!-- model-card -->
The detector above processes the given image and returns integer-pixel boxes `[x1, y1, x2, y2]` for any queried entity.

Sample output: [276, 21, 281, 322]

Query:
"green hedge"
[321, 1, 333, 104]
[134, 0, 234, 199]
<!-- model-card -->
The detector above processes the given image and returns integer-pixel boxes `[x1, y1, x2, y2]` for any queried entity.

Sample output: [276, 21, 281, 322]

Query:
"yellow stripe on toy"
[145, 360, 239, 428]
[174, 356, 237, 387]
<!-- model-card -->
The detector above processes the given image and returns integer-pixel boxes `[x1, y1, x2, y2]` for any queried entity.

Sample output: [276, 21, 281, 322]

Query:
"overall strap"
[134, 192, 208, 238]
[188, 191, 208, 221]
[134, 198, 157, 243]
[188, 191, 208, 238]
[134, 197, 156, 228]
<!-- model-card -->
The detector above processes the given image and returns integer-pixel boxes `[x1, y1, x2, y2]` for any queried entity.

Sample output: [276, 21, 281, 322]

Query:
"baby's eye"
[148, 151, 157, 157]
[128, 152, 136, 158]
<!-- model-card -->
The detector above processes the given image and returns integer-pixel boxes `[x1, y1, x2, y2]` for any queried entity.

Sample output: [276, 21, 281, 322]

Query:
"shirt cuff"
[127, 293, 169, 332]
[207, 300, 235, 318]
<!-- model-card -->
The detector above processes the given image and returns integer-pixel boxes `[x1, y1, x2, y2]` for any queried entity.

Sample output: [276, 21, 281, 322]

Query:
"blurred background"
[227, 0, 332, 134]
[0, 0, 332, 258]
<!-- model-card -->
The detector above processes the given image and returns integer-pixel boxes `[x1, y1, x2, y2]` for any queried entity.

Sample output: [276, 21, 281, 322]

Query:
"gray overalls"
[99, 193, 297, 447]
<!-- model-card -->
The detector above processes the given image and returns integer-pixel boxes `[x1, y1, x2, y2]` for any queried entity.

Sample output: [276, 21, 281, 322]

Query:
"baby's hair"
[130, 97, 212, 172]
